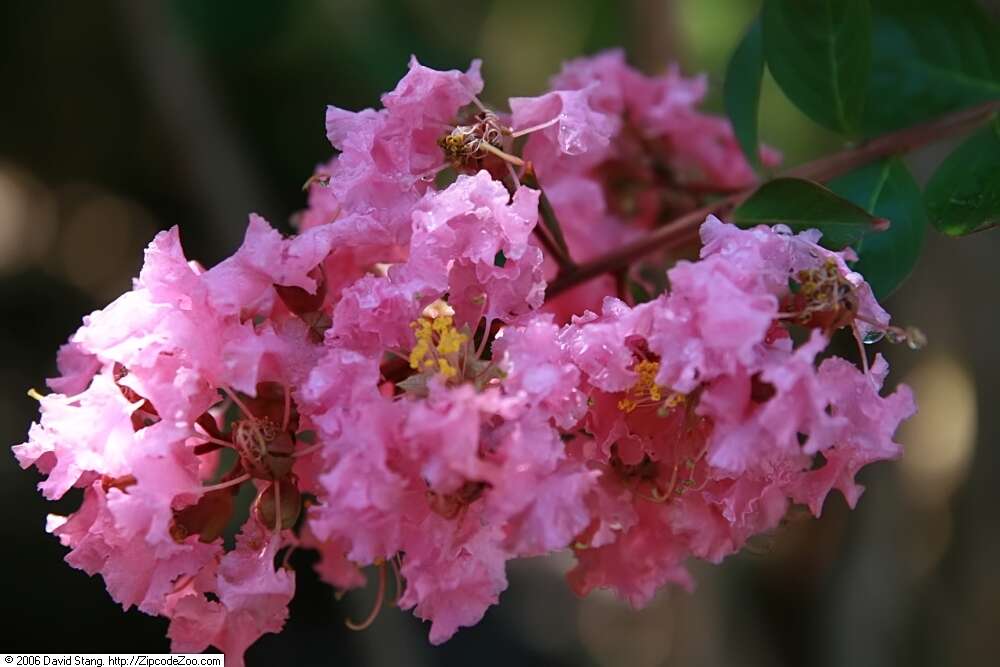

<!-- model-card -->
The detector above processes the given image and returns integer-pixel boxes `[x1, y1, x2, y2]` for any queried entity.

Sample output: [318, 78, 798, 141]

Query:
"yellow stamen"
[617, 398, 638, 413]
[407, 315, 469, 380]
[618, 360, 669, 413]
[664, 392, 686, 409]
[437, 358, 458, 379]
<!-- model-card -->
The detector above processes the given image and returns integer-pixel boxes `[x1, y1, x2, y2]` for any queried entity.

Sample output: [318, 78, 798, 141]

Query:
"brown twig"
[547, 100, 1000, 298]
[532, 222, 572, 271]
[521, 165, 575, 271]
[498, 167, 574, 271]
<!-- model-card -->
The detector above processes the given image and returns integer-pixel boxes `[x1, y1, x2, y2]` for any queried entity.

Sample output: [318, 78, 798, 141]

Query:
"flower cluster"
[15, 53, 914, 665]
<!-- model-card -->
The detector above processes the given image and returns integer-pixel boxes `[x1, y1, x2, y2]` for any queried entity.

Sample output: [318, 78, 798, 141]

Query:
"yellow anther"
[437, 358, 458, 379]
[408, 339, 430, 370]
[27, 388, 45, 402]
[407, 314, 470, 381]
[431, 315, 452, 332]
[664, 392, 686, 409]
[618, 359, 669, 414]
[635, 359, 658, 377]
[436, 327, 467, 356]
[617, 398, 638, 413]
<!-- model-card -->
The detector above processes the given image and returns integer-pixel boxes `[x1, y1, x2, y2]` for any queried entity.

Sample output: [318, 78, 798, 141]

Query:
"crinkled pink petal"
[502, 464, 597, 555]
[561, 298, 656, 392]
[398, 516, 508, 645]
[47, 342, 101, 395]
[204, 214, 335, 316]
[510, 86, 619, 172]
[495, 313, 587, 428]
[15, 373, 139, 500]
[567, 502, 692, 608]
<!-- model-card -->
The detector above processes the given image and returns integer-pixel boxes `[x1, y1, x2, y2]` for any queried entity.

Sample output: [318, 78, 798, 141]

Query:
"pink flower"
[510, 86, 619, 172]
[47, 479, 218, 615]
[12, 47, 919, 661]
[204, 213, 336, 317]
[303, 360, 593, 641]
[649, 216, 892, 396]
[698, 215, 889, 334]
[790, 354, 915, 514]
[298, 526, 366, 591]
[519, 52, 779, 324]
[568, 500, 693, 608]
[397, 515, 508, 644]
[553, 218, 913, 606]
[316, 57, 484, 259]
[696, 333, 831, 474]
[551, 49, 644, 116]
[494, 313, 587, 429]
[15, 373, 141, 500]
[561, 297, 657, 393]
[17, 217, 340, 664]
[326, 171, 546, 355]
[47, 342, 101, 395]
[552, 50, 778, 187]
[166, 524, 295, 667]
[398, 170, 545, 326]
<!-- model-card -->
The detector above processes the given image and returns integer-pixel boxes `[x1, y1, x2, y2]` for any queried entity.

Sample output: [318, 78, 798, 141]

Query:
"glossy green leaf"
[732, 177, 884, 248]
[724, 17, 764, 170]
[925, 117, 1000, 236]
[762, 0, 871, 134]
[863, 0, 1000, 134]
[828, 159, 927, 298]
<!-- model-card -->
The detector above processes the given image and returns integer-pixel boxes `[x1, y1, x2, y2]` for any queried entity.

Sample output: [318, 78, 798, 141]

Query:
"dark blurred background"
[2, 1, 998, 665]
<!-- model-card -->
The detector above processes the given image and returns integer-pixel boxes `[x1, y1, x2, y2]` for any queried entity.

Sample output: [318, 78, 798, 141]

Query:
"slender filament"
[199, 472, 250, 495]
[221, 386, 256, 419]
[345, 562, 387, 631]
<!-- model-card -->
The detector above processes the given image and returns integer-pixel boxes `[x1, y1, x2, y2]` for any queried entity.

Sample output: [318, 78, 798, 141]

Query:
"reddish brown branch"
[521, 166, 575, 271]
[547, 100, 1000, 298]
[532, 224, 572, 270]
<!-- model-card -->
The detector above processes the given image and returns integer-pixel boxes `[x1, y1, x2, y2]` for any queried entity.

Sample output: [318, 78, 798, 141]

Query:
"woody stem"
[499, 171, 574, 271]
[521, 165, 574, 271]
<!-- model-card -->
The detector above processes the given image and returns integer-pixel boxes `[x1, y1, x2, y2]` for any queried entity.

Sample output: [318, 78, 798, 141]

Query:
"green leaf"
[863, 0, 1000, 135]
[828, 159, 927, 298]
[762, 0, 872, 134]
[493, 250, 507, 267]
[924, 117, 1000, 236]
[724, 17, 764, 170]
[732, 177, 885, 248]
